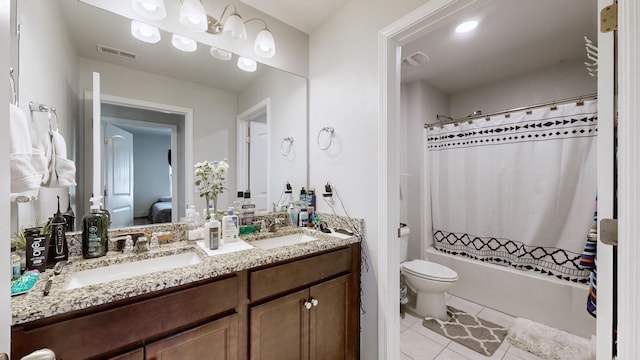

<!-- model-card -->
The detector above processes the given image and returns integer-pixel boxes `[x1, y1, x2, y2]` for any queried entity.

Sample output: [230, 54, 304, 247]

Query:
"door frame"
[237, 98, 271, 212]
[378, 0, 640, 358]
[84, 92, 193, 222]
[616, 0, 640, 358]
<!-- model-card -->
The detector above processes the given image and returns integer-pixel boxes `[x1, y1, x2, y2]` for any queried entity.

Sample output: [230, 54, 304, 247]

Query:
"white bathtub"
[426, 247, 596, 338]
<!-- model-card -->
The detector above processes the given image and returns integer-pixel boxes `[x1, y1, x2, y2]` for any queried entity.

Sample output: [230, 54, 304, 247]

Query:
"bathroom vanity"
[10, 225, 361, 359]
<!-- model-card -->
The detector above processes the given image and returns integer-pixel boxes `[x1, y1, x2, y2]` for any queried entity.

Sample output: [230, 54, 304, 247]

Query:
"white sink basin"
[64, 252, 202, 290]
[251, 233, 318, 250]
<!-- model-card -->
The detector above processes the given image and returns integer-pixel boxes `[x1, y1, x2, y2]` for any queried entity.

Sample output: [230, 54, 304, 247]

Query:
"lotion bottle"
[222, 208, 239, 243]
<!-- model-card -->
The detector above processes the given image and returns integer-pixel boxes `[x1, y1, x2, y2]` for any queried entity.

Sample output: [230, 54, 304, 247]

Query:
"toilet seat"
[402, 260, 458, 282]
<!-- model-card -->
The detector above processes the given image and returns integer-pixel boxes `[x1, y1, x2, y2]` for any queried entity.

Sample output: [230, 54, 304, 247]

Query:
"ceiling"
[58, 0, 597, 96]
[239, 0, 349, 34]
[58, 0, 266, 93]
[400, 0, 598, 94]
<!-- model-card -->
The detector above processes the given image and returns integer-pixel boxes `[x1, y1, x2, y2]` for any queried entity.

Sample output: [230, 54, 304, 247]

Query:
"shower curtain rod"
[425, 92, 597, 128]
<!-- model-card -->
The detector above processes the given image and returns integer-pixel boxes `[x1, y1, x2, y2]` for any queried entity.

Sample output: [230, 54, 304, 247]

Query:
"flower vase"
[212, 195, 218, 218]
[204, 195, 218, 220]
[204, 195, 211, 220]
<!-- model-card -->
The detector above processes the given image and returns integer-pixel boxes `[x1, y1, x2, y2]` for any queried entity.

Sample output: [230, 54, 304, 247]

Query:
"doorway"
[378, 0, 618, 358]
[237, 98, 271, 214]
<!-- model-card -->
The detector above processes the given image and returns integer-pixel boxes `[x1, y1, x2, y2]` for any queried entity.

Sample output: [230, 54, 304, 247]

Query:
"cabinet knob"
[304, 301, 312, 310]
[311, 298, 319, 307]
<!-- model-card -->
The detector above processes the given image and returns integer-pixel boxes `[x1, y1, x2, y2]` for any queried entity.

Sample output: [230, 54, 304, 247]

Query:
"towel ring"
[317, 126, 334, 150]
[47, 108, 59, 133]
[280, 137, 294, 156]
[9, 67, 17, 106]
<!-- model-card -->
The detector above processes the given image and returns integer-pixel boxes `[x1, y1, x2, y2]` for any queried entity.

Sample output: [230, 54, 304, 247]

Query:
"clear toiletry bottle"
[11, 245, 21, 281]
[206, 218, 220, 250]
[241, 191, 256, 225]
[298, 208, 309, 227]
[82, 197, 108, 259]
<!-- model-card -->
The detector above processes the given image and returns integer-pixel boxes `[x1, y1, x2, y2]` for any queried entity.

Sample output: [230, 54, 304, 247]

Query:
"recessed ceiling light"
[455, 20, 479, 34]
[237, 56, 257, 72]
[131, 21, 161, 44]
[210, 47, 232, 61]
[171, 34, 197, 52]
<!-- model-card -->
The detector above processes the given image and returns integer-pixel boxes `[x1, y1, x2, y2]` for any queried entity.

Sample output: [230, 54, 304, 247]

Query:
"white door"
[250, 120, 268, 213]
[104, 124, 134, 228]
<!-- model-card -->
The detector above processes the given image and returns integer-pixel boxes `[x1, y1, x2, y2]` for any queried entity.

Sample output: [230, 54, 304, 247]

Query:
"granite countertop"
[11, 226, 359, 325]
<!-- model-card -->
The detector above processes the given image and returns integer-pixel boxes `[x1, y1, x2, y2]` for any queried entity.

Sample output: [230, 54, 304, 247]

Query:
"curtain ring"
[317, 126, 334, 150]
[280, 137, 294, 156]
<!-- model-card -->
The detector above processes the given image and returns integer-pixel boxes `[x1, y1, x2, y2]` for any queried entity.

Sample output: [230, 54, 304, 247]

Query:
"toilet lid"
[402, 260, 458, 281]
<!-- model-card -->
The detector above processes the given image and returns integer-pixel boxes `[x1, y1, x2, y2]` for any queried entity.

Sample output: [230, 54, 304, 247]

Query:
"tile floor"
[400, 294, 544, 360]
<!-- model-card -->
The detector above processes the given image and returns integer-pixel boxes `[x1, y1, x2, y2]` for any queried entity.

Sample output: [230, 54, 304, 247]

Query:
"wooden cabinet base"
[146, 315, 238, 360]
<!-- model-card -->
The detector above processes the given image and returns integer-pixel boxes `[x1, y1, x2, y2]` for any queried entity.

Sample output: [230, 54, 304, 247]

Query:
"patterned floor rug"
[422, 306, 508, 356]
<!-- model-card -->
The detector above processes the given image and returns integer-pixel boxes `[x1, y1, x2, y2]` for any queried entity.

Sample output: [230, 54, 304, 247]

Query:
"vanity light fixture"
[206, 5, 276, 58]
[132, 0, 167, 20]
[237, 56, 257, 72]
[179, 0, 208, 32]
[455, 20, 479, 34]
[171, 34, 197, 52]
[131, 21, 161, 44]
[210, 46, 232, 61]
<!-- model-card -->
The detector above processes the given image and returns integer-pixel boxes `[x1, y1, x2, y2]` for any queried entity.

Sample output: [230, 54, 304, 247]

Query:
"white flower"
[194, 159, 229, 198]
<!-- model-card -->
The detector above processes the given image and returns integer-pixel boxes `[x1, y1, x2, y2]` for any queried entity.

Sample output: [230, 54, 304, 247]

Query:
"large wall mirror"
[11, 0, 308, 232]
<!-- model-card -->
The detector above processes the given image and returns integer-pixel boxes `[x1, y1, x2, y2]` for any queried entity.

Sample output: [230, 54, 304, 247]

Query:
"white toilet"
[399, 226, 458, 320]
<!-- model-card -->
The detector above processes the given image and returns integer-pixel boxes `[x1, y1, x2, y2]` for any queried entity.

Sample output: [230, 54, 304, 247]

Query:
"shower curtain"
[426, 100, 597, 283]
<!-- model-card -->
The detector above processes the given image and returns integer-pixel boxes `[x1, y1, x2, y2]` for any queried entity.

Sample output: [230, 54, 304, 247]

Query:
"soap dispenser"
[82, 196, 108, 259]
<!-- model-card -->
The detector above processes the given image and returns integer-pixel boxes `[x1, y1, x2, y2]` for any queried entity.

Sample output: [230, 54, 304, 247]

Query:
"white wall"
[12, 0, 79, 232]
[131, 131, 171, 218]
[238, 67, 308, 205]
[308, 0, 429, 357]
[450, 60, 597, 118]
[402, 81, 448, 260]
[79, 58, 238, 213]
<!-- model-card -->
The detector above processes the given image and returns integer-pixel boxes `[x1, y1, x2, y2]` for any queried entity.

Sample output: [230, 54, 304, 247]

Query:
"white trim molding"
[616, 0, 640, 358]
[377, 0, 467, 358]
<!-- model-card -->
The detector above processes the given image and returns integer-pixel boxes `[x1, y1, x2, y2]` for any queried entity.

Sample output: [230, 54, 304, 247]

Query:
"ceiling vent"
[96, 44, 138, 60]
[402, 51, 430, 67]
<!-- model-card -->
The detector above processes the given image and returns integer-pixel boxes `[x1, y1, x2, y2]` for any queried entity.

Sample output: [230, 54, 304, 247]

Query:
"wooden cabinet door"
[108, 348, 144, 360]
[309, 275, 350, 360]
[146, 314, 238, 360]
[250, 288, 310, 360]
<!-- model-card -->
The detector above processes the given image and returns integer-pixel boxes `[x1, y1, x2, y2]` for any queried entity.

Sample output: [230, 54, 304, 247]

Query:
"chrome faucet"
[269, 218, 284, 232]
[135, 236, 150, 252]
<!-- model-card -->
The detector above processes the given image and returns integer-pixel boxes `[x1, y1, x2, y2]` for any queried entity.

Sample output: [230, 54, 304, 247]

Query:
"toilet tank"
[399, 225, 410, 263]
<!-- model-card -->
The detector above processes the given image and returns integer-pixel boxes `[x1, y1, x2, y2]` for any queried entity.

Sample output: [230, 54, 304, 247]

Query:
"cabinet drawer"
[250, 247, 352, 301]
[12, 276, 239, 360]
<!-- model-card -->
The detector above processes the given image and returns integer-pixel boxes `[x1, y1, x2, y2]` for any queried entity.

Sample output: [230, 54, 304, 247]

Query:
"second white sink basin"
[64, 251, 202, 290]
[251, 233, 318, 250]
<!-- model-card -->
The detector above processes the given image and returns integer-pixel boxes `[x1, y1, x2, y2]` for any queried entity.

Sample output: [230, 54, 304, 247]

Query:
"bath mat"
[422, 306, 508, 356]
[507, 318, 595, 360]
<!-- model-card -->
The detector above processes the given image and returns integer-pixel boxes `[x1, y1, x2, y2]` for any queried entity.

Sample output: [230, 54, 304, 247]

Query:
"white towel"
[42, 130, 76, 188]
[10, 104, 46, 193]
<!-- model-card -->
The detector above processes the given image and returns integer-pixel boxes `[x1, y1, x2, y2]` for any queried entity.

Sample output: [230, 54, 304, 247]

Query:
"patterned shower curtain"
[426, 100, 597, 283]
